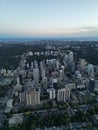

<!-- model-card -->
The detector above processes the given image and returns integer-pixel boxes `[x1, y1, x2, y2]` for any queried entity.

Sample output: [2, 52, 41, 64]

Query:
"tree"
[31, 124, 36, 130]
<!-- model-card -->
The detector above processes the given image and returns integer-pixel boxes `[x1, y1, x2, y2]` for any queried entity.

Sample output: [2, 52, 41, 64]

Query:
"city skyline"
[0, 0, 98, 39]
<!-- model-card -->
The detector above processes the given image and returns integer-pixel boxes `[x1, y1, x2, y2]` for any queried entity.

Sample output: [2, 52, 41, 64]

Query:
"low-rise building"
[9, 113, 24, 125]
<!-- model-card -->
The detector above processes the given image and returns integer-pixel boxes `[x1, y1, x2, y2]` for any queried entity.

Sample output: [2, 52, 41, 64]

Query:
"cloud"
[0, 25, 98, 38]
[56, 26, 98, 37]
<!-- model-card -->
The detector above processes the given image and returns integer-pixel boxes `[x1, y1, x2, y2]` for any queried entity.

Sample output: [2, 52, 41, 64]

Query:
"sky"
[0, 0, 98, 39]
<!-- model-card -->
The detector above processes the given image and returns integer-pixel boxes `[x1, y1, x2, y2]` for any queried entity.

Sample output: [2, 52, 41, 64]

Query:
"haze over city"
[0, 0, 98, 40]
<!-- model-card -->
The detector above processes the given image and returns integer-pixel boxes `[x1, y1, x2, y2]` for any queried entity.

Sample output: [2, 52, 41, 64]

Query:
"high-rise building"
[71, 61, 75, 73]
[47, 88, 56, 100]
[52, 78, 58, 89]
[68, 51, 73, 63]
[59, 69, 64, 81]
[42, 69, 46, 82]
[87, 64, 94, 78]
[14, 77, 22, 92]
[89, 78, 95, 93]
[57, 88, 70, 102]
[95, 80, 98, 91]
[16, 77, 20, 85]
[64, 54, 68, 66]
[19, 92, 26, 103]
[31, 62, 34, 70]
[80, 59, 87, 68]
[33, 68, 39, 84]
[26, 90, 40, 106]
[40, 61, 46, 83]
[34, 61, 38, 68]
[26, 63, 29, 69]
[56, 60, 60, 69]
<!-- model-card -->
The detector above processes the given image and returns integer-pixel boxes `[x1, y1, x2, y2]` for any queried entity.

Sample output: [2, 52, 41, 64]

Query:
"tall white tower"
[88, 64, 94, 78]
[68, 51, 73, 63]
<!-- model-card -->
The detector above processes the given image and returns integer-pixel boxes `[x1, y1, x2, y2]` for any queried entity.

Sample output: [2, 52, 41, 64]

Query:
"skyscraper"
[68, 51, 73, 63]
[87, 64, 95, 78]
